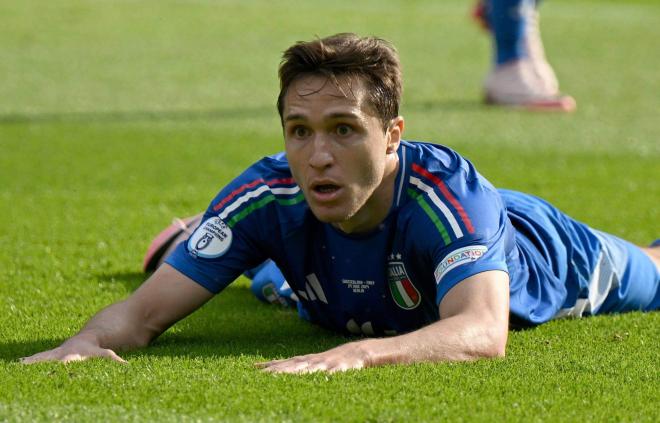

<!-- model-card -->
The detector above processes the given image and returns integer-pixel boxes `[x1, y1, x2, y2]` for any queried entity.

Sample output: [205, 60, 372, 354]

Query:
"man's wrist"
[64, 330, 101, 347]
[357, 337, 397, 367]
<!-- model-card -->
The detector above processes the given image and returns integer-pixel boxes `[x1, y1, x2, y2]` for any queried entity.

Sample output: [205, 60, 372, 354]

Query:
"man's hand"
[256, 340, 373, 374]
[258, 270, 509, 374]
[20, 336, 126, 364]
[20, 264, 213, 365]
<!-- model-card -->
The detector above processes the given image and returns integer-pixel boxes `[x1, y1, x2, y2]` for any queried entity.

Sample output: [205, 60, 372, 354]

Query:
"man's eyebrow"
[283, 112, 363, 123]
[283, 114, 306, 122]
[326, 112, 361, 120]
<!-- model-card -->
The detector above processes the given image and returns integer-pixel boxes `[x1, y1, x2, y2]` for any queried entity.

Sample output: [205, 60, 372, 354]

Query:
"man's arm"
[21, 264, 214, 364]
[257, 270, 509, 373]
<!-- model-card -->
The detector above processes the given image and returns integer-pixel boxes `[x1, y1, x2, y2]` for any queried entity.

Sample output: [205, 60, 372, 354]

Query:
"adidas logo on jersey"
[296, 273, 328, 304]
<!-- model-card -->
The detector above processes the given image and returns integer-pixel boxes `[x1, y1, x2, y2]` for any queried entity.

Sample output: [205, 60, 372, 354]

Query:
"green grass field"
[1, 0, 658, 421]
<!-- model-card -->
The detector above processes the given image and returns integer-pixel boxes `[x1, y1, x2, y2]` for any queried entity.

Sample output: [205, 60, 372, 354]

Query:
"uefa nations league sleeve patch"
[187, 217, 233, 259]
[434, 245, 488, 284]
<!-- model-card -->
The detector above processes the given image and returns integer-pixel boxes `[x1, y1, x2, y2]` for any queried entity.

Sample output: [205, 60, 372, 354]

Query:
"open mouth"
[313, 184, 340, 194]
[309, 182, 342, 202]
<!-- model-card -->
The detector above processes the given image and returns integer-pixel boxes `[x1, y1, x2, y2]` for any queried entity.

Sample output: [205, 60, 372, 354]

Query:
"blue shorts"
[501, 189, 659, 323]
[554, 230, 659, 317]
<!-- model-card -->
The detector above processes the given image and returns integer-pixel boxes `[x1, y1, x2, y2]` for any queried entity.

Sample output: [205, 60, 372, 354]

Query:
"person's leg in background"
[474, 0, 576, 111]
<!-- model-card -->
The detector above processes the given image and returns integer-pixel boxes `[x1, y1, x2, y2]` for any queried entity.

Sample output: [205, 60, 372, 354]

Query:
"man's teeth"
[316, 185, 337, 193]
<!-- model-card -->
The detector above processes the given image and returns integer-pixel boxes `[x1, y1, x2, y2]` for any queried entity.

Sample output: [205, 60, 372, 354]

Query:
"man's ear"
[386, 116, 405, 154]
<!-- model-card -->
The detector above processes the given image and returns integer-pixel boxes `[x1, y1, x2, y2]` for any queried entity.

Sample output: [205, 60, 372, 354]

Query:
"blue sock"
[246, 260, 296, 307]
[485, 0, 537, 65]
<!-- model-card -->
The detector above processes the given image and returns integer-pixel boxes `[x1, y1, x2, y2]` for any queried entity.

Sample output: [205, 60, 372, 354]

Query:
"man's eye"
[336, 124, 353, 136]
[292, 126, 309, 138]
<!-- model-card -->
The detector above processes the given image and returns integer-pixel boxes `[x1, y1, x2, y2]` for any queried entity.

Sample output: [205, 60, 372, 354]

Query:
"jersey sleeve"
[407, 160, 511, 306]
[165, 156, 299, 294]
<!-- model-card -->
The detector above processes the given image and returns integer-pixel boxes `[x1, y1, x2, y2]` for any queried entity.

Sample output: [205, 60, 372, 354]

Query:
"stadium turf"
[1, 0, 658, 421]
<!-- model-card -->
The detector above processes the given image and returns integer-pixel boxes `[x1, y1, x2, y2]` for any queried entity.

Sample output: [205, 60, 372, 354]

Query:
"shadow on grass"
[0, 99, 484, 125]
[2, 271, 350, 364]
[1, 325, 347, 365]
[97, 271, 146, 292]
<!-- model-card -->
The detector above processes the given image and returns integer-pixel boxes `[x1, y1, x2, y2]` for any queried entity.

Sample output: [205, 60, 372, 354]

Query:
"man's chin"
[310, 205, 378, 234]
[308, 204, 352, 224]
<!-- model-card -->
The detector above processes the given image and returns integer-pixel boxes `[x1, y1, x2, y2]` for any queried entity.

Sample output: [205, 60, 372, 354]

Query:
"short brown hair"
[277, 33, 402, 129]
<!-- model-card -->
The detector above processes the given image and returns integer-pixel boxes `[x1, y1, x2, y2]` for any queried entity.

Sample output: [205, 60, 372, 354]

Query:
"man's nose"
[308, 136, 334, 169]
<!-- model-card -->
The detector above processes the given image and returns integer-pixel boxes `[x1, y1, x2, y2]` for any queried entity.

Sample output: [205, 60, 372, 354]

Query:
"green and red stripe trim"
[411, 163, 475, 234]
[407, 188, 452, 245]
[225, 190, 305, 228]
[213, 177, 296, 212]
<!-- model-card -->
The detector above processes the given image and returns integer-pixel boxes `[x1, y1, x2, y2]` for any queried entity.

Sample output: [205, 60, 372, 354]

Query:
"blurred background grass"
[0, 0, 658, 421]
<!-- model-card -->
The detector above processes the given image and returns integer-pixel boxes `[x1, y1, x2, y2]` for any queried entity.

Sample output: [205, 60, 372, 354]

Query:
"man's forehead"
[283, 75, 374, 119]
[291, 74, 364, 97]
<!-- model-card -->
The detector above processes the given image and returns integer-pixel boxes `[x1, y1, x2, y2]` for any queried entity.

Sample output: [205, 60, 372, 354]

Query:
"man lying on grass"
[22, 33, 660, 373]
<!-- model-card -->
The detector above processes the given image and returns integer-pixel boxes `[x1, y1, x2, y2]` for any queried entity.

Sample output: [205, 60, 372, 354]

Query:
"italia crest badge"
[387, 261, 421, 310]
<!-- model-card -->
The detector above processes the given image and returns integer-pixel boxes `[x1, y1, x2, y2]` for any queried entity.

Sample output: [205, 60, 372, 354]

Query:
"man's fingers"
[19, 355, 37, 364]
[61, 353, 87, 364]
[297, 361, 328, 374]
[20, 347, 127, 364]
[254, 358, 288, 368]
[20, 350, 61, 364]
[257, 353, 347, 374]
[327, 362, 357, 374]
[262, 360, 309, 374]
[258, 357, 301, 373]
[254, 360, 275, 368]
[258, 343, 369, 374]
[260, 357, 328, 374]
[19, 351, 83, 364]
[256, 355, 306, 369]
[19, 354, 44, 364]
[257, 356, 364, 374]
[101, 348, 128, 364]
[259, 360, 302, 373]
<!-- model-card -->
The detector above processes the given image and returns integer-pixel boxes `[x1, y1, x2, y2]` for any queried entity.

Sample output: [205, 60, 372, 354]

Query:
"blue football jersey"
[166, 141, 659, 334]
